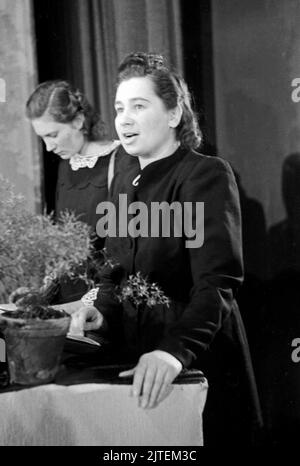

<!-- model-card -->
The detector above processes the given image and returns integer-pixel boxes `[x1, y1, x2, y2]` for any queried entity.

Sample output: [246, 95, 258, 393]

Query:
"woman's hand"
[119, 351, 182, 409]
[69, 305, 104, 336]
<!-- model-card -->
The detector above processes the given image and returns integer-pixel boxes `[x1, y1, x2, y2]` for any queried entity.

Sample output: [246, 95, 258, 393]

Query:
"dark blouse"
[56, 153, 110, 232]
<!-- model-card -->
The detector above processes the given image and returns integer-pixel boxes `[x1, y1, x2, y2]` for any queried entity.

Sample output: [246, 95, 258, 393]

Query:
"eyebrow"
[114, 97, 150, 105]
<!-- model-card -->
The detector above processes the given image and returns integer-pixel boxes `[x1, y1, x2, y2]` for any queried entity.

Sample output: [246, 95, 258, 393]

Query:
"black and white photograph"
[0, 0, 300, 452]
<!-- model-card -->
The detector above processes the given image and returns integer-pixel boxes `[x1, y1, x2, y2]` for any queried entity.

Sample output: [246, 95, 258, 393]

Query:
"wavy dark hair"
[117, 52, 202, 150]
[26, 80, 106, 141]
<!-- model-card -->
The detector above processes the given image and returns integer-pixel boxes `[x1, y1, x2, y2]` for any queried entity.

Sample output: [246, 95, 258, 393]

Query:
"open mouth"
[122, 133, 139, 142]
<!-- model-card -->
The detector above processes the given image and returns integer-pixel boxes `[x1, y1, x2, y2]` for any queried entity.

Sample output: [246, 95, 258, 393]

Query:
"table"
[0, 301, 208, 446]
[0, 363, 208, 446]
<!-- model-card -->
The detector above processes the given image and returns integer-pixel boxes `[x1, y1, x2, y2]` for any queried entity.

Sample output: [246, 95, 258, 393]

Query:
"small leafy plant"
[0, 175, 96, 311]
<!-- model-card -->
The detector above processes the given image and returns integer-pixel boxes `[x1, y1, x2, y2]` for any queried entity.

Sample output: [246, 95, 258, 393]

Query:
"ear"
[168, 105, 183, 129]
[71, 113, 84, 131]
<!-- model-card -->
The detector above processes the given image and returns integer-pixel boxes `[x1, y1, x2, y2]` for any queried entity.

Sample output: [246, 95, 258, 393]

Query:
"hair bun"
[118, 52, 166, 73]
[146, 53, 164, 68]
[71, 89, 83, 111]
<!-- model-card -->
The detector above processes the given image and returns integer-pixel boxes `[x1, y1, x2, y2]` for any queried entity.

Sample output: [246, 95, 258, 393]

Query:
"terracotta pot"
[0, 311, 70, 386]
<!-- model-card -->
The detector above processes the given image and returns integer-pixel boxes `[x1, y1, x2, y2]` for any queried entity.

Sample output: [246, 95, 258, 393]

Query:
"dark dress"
[54, 144, 126, 303]
[95, 146, 263, 445]
[56, 151, 111, 231]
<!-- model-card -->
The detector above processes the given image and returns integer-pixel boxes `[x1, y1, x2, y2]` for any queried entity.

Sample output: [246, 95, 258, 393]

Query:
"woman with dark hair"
[72, 53, 263, 445]
[26, 80, 121, 231]
[26, 80, 124, 303]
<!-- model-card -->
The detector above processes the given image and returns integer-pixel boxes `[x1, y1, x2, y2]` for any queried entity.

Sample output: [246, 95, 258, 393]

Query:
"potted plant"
[0, 176, 97, 385]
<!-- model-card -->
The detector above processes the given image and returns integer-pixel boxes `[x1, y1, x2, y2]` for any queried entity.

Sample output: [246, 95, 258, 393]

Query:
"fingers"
[146, 367, 175, 408]
[119, 363, 161, 407]
[147, 368, 166, 408]
[138, 364, 157, 408]
[119, 353, 180, 410]
[152, 373, 174, 407]
[69, 310, 85, 336]
[69, 306, 103, 334]
[130, 354, 177, 409]
[84, 308, 103, 330]
[132, 361, 148, 400]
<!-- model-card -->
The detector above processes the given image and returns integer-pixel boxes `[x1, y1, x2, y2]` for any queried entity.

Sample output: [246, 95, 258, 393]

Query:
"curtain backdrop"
[72, 0, 183, 138]
[0, 0, 183, 210]
[0, 0, 41, 212]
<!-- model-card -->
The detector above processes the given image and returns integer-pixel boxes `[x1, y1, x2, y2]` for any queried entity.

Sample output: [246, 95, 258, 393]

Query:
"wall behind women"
[0, 0, 41, 212]
[212, 0, 300, 229]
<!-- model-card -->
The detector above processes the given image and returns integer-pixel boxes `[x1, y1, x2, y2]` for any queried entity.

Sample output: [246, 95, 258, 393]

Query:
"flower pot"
[0, 310, 70, 386]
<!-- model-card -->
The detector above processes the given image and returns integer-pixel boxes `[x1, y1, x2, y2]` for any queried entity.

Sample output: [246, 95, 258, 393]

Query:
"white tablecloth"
[0, 381, 208, 446]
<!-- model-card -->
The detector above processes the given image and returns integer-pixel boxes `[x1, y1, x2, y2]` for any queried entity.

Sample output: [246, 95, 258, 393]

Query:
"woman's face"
[114, 76, 178, 160]
[31, 114, 84, 160]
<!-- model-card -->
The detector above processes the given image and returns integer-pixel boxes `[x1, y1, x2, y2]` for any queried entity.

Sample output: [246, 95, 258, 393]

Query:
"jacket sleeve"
[157, 157, 244, 367]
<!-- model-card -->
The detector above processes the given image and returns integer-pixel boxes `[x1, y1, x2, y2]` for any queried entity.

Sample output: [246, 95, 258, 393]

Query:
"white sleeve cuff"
[152, 350, 183, 372]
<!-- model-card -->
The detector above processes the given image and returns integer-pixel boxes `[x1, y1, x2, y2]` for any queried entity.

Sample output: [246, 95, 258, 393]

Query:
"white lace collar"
[69, 140, 120, 171]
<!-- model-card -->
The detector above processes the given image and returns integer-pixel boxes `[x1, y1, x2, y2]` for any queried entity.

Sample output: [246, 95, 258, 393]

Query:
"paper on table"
[66, 333, 101, 347]
[0, 303, 17, 312]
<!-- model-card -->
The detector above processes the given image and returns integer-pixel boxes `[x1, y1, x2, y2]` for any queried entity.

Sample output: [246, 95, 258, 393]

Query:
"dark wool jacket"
[96, 147, 243, 360]
[94, 146, 263, 444]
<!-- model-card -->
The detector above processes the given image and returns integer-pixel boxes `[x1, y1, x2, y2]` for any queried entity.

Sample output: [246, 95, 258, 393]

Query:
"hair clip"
[147, 53, 164, 69]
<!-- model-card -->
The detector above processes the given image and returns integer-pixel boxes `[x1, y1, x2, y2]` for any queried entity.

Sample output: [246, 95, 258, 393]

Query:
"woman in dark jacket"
[74, 53, 263, 445]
